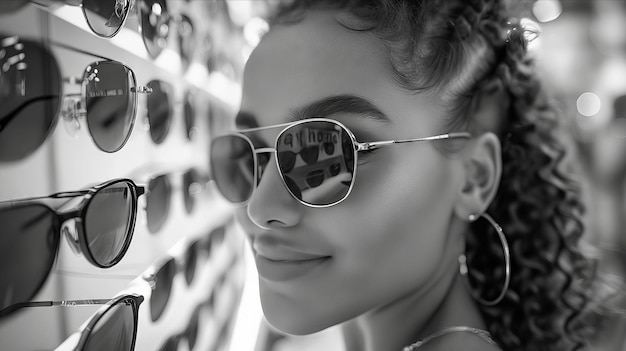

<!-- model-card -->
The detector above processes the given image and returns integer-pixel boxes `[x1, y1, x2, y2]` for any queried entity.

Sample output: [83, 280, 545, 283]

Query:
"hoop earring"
[459, 212, 511, 306]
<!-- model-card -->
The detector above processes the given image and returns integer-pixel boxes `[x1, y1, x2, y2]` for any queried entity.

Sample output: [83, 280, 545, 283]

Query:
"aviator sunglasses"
[210, 118, 471, 208]
[0, 178, 145, 316]
[33, 0, 172, 59]
[0, 35, 151, 161]
[2, 293, 143, 351]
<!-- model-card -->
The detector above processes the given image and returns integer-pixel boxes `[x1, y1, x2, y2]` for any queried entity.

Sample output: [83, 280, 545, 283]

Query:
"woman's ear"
[454, 132, 502, 219]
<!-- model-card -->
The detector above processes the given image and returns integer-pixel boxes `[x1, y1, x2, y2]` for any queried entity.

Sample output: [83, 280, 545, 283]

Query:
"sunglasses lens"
[84, 61, 135, 152]
[210, 135, 255, 204]
[177, 14, 196, 70]
[146, 174, 171, 233]
[150, 258, 175, 322]
[82, 298, 137, 351]
[0, 205, 57, 314]
[81, 0, 129, 38]
[184, 242, 198, 285]
[0, 36, 61, 162]
[183, 168, 199, 214]
[276, 121, 355, 206]
[183, 90, 195, 140]
[146, 80, 173, 144]
[84, 181, 134, 267]
[140, 0, 170, 59]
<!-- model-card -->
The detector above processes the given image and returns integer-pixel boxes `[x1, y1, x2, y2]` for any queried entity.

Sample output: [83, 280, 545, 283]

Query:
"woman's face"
[235, 10, 462, 334]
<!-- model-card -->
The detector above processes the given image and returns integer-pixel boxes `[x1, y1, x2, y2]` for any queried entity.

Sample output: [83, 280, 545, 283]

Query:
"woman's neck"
[343, 266, 489, 351]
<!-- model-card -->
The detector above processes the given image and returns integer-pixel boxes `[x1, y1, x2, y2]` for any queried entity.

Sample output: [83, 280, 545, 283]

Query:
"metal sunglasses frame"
[1, 293, 144, 351]
[213, 117, 471, 208]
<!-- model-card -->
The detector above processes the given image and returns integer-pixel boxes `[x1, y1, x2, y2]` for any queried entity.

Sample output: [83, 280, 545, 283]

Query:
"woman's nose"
[246, 154, 304, 229]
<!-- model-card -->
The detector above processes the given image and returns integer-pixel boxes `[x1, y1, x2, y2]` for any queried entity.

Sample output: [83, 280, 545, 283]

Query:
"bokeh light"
[532, 0, 563, 23]
[577, 92, 602, 117]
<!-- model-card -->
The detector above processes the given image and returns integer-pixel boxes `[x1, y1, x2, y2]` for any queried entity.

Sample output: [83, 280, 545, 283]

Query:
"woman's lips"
[253, 252, 331, 282]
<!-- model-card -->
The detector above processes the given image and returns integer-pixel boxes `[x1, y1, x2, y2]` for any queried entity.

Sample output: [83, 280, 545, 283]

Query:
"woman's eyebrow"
[234, 94, 391, 129]
[291, 94, 391, 123]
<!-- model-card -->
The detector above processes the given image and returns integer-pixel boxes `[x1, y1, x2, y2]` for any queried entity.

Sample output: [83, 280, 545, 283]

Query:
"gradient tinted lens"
[276, 121, 355, 206]
[150, 258, 175, 321]
[82, 297, 137, 351]
[146, 174, 171, 233]
[0, 205, 58, 314]
[210, 135, 255, 204]
[139, 0, 170, 59]
[84, 181, 133, 267]
[0, 36, 61, 162]
[146, 80, 172, 144]
[84, 61, 135, 152]
[81, 0, 130, 38]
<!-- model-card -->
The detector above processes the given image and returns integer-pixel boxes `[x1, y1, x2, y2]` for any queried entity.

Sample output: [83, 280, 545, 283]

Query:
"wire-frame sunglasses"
[3, 293, 144, 351]
[0, 35, 152, 161]
[210, 117, 471, 208]
[0, 178, 145, 317]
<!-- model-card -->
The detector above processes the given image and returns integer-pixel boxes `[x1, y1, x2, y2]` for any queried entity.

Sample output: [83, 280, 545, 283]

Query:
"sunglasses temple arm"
[1, 299, 111, 315]
[357, 132, 472, 151]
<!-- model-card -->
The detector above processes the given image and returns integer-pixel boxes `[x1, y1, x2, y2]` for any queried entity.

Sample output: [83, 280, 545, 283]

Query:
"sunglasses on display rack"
[145, 168, 211, 233]
[158, 302, 203, 351]
[183, 87, 196, 141]
[0, 35, 152, 161]
[142, 224, 228, 322]
[2, 294, 144, 351]
[32, 0, 173, 59]
[210, 117, 471, 208]
[0, 178, 145, 317]
[144, 79, 173, 144]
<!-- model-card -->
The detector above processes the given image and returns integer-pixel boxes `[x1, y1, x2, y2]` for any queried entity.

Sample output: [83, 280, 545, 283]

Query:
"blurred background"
[0, 0, 625, 350]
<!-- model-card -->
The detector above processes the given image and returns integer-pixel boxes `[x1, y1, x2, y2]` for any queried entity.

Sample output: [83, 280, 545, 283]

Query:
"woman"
[209, 0, 611, 350]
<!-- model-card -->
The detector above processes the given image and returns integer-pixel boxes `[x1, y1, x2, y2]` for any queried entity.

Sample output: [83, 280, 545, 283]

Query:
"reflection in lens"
[299, 146, 319, 165]
[146, 80, 173, 144]
[210, 135, 255, 204]
[146, 174, 171, 233]
[82, 0, 130, 38]
[150, 258, 175, 322]
[82, 300, 134, 351]
[0, 205, 57, 314]
[139, 0, 171, 59]
[84, 181, 132, 266]
[0, 36, 61, 162]
[305, 169, 325, 188]
[84, 61, 135, 152]
[276, 121, 354, 206]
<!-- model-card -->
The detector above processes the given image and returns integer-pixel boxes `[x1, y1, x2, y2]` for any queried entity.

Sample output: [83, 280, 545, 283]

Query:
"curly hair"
[268, 0, 606, 350]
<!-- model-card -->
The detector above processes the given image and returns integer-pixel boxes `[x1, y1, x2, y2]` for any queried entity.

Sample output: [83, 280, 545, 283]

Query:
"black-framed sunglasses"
[0, 178, 145, 316]
[0, 35, 151, 161]
[1, 293, 144, 351]
[210, 117, 471, 208]
[144, 168, 211, 233]
[34, 0, 172, 59]
[142, 223, 227, 322]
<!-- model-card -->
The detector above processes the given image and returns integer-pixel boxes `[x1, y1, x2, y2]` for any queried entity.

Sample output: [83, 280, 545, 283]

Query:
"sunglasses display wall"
[0, 1, 250, 351]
